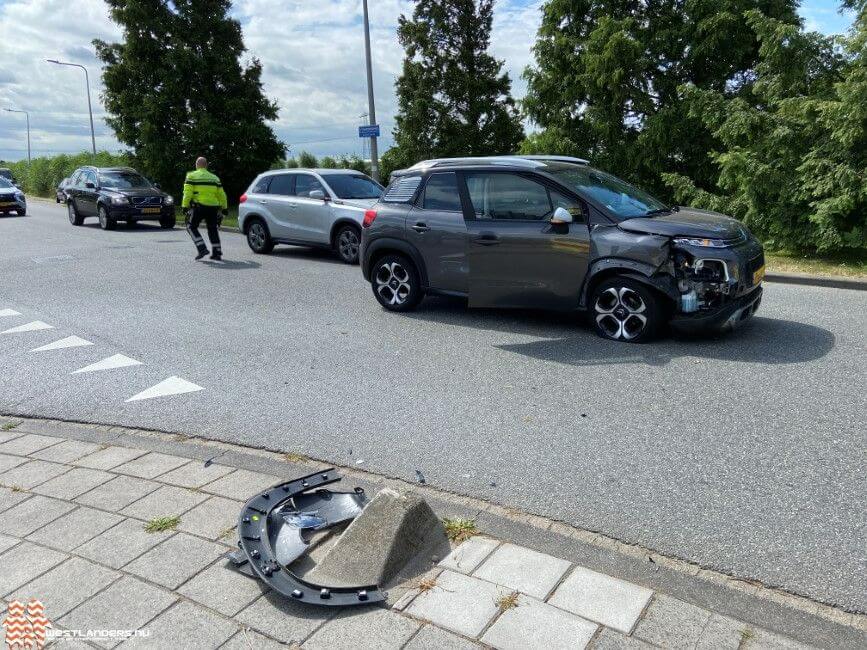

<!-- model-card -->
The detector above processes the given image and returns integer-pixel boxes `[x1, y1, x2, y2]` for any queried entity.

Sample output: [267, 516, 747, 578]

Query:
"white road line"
[72, 354, 143, 374]
[0, 309, 22, 317]
[31, 335, 94, 353]
[125, 376, 204, 402]
[1, 321, 54, 334]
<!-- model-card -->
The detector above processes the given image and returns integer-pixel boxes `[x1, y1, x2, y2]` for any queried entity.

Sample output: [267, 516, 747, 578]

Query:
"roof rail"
[406, 156, 543, 171]
[518, 155, 589, 165]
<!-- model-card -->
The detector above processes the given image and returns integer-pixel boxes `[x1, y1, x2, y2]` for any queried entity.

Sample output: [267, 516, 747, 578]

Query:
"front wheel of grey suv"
[591, 277, 663, 343]
[371, 254, 423, 312]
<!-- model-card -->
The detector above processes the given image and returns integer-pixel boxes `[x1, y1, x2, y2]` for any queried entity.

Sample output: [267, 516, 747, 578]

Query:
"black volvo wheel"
[68, 201, 83, 226]
[246, 219, 274, 254]
[591, 277, 663, 343]
[98, 205, 116, 230]
[335, 225, 360, 264]
[371, 254, 423, 312]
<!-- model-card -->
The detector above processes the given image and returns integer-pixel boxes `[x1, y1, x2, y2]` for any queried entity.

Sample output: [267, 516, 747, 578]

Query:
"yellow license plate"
[141, 207, 161, 214]
[753, 264, 766, 285]
[0, 202, 14, 207]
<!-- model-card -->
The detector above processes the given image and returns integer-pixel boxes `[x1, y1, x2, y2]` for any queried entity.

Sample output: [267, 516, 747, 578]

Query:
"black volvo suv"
[66, 166, 176, 230]
[360, 156, 764, 343]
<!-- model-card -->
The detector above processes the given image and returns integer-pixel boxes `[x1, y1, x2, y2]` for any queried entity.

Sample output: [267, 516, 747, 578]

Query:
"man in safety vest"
[182, 157, 228, 261]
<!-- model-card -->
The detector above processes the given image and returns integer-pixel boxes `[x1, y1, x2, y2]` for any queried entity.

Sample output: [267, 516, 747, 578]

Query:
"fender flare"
[581, 258, 678, 308]
[329, 219, 361, 249]
[362, 237, 429, 287]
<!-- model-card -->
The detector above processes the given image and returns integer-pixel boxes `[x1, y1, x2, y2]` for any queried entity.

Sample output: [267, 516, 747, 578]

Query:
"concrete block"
[744, 628, 815, 649]
[404, 624, 481, 650]
[406, 569, 508, 638]
[591, 627, 656, 649]
[113, 452, 190, 479]
[179, 561, 269, 617]
[305, 606, 420, 650]
[235, 592, 330, 645]
[77, 518, 173, 569]
[156, 460, 235, 488]
[548, 566, 653, 634]
[75, 475, 160, 512]
[481, 594, 598, 650]
[122, 600, 237, 649]
[307, 488, 450, 588]
[176, 495, 242, 540]
[0, 533, 19, 555]
[0, 486, 31, 513]
[59, 577, 176, 649]
[32, 467, 113, 499]
[27, 505, 123, 552]
[200, 469, 281, 500]
[120, 484, 207, 521]
[222, 629, 287, 650]
[73, 445, 146, 470]
[31, 439, 101, 464]
[633, 594, 712, 647]
[1, 495, 75, 537]
[440, 536, 499, 574]
[0, 453, 27, 474]
[0, 434, 63, 456]
[0, 541, 67, 595]
[697, 614, 748, 650]
[0, 459, 69, 489]
[8, 557, 118, 620]
[473, 542, 571, 599]
[124, 532, 225, 589]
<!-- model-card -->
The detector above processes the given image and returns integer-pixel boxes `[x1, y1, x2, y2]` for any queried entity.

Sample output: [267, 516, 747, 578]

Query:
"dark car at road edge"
[360, 156, 765, 342]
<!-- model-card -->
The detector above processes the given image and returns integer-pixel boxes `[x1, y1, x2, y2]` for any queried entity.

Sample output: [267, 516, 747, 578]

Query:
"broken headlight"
[672, 237, 730, 248]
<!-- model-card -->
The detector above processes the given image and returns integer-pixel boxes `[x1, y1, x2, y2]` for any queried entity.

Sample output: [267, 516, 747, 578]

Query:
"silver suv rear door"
[260, 173, 298, 239]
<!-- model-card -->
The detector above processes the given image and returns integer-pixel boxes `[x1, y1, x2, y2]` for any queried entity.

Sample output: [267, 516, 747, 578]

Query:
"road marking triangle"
[0, 309, 22, 317]
[72, 354, 143, 374]
[1, 321, 54, 334]
[125, 376, 204, 402]
[31, 335, 94, 352]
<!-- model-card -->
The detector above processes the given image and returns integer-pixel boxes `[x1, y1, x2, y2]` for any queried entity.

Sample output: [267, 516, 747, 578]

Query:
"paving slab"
[178, 561, 269, 617]
[200, 469, 281, 500]
[123, 532, 225, 589]
[73, 445, 147, 470]
[0, 533, 19, 555]
[58, 576, 177, 649]
[0, 428, 23, 444]
[76, 518, 173, 569]
[0, 433, 63, 456]
[8, 557, 119, 620]
[30, 439, 101, 464]
[0, 459, 69, 489]
[32, 467, 114, 500]
[633, 594, 712, 647]
[27, 505, 123, 552]
[548, 566, 653, 634]
[0, 541, 68, 595]
[404, 624, 481, 649]
[0, 494, 76, 537]
[123, 600, 238, 649]
[0, 485, 31, 513]
[406, 569, 508, 638]
[743, 628, 816, 649]
[590, 627, 656, 649]
[481, 594, 598, 650]
[697, 614, 749, 650]
[439, 537, 500, 575]
[74, 475, 161, 512]
[176, 495, 242, 540]
[0, 453, 27, 474]
[235, 592, 331, 645]
[221, 629, 287, 650]
[473, 542, 571, 599]
[112, 452, 190, 479]
[305, 606, 420, 650]
[157, 460, 235, 488]
[120, 484, 208, 521]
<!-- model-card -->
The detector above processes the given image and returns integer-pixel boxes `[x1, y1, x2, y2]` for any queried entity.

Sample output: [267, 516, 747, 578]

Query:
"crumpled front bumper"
[670, 286, 763, 333]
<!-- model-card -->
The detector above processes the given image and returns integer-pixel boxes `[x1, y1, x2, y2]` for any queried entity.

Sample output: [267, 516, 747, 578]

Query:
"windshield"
[0, 177, 13, 189]
[322, 174, 383, 200]
[545, 165, 667, 219]
[98, 171, 152, 189]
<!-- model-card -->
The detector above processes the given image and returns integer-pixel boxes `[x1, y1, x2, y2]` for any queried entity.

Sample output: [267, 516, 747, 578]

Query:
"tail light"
[239, 193, 247, 203]
[362, 209, 377, 228]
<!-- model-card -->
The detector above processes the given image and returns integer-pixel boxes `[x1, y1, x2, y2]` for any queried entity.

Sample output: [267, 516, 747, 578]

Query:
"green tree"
[523, 0, 800, 199]
[297, 151, 318, 168]
[94, 0, 284, 204]
[319, 156, 338, 169]
[388, 0, 525, 171]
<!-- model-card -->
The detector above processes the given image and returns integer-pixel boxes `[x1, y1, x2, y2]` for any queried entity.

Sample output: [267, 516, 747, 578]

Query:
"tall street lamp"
[4, 108, 30, 163]
[46, 59, 97, 156]
[361, 0, 380, 182]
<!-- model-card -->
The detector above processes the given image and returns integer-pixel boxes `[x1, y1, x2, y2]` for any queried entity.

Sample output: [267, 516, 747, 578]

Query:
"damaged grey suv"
[360, 156, 765, 342]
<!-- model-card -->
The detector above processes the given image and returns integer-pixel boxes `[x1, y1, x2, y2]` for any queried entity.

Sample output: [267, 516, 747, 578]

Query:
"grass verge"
[765, 249, 867, 278]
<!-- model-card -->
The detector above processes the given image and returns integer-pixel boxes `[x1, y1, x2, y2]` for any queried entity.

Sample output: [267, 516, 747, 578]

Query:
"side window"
[550, 190, 586, 223]
[251, 176, 272, 194]
[294, 175, 325, 198]
[465, 173, 551, 220]
[421, 173, 462, 212]
[267, 174, 294, 196]
[70, 171, 82, 186]
[84, 171, 97, 188]
[382, 175, 421, 203]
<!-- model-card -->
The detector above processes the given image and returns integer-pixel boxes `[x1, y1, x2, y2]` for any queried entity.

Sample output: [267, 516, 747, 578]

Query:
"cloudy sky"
[0, 0, 856, 162]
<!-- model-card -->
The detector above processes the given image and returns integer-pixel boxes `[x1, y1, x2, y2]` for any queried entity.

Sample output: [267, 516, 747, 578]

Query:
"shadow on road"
[200, 260, 261, 271]
[405, 296, 835, 366]
[270, 245, 344, 266]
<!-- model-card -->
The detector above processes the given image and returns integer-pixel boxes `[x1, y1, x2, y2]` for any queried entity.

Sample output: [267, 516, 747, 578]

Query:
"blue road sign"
[358, 124, 380, 138]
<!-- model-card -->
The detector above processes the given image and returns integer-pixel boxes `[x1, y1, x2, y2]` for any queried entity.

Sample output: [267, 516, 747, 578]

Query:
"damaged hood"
[619, 208, 746, 240]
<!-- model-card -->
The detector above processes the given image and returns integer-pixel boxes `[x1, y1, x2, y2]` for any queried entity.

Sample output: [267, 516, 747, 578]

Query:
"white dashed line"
[0, 309, 22, 317]
[1, 320, 54, 334]
[125, 376, 204, 402]
[31, 335, 94, 352]
[72, 354, 143, 374]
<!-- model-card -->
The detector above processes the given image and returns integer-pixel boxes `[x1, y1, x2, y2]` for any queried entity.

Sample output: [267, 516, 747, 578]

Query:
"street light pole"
[361, 0, 380, 182]
[46, 59, 97, 157]
[4, 108, 30, 163]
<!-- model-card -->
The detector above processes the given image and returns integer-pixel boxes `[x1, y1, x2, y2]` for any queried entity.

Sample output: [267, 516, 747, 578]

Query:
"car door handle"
[473, 233, 500, 246]
[412, 222, 430, 233]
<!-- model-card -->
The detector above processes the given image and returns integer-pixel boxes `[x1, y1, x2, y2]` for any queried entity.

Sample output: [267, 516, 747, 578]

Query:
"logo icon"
[2, 599, 52, 650]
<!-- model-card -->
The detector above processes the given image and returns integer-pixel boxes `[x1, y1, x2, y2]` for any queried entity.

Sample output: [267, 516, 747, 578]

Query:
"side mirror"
[85, 182, 96, 189]
[309, 189, 327, 201]
[550, 207, 573, 225]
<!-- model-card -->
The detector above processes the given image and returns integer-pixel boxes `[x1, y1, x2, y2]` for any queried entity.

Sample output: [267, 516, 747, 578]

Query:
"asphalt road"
[2, 200, 865, 612]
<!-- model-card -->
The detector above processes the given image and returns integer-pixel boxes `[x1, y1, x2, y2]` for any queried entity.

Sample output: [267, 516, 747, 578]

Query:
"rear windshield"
[545, 165, 666, 219]
[98, 171, 152, 189]
[323, 174, 383, 200]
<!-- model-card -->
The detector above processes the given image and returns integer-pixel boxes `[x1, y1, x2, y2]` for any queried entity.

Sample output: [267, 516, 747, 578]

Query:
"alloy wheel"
[99, 207, 108, 229]
[375, 262, 412, 306]
[249, 223, 266, 250]
[67, 203, 76, 224]
[337, 228, 359, 262]
[594, 287, 648, 341]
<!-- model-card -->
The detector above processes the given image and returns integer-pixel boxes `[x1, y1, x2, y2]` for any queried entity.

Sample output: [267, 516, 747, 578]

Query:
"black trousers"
[186, 205, 221, 255]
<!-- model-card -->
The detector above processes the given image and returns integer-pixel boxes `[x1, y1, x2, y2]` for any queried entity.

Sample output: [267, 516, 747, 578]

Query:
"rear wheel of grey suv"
[591, 277, 662, 343]
[371, 254, 423, 312]
[335, 225, 360, 264]
[246, 219, 274, 254]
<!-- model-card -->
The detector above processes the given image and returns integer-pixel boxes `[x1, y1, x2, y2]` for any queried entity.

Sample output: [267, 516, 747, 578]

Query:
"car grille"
[131, 196, 162, 207]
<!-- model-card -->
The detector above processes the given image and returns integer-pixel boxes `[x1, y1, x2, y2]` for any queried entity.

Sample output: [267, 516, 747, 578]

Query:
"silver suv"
[239, 169, 383, 264]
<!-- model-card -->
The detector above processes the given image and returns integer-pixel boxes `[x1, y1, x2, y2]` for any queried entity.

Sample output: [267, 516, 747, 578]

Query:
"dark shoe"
[195, 249, 208, 260]
[210, 253, 222, 261]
